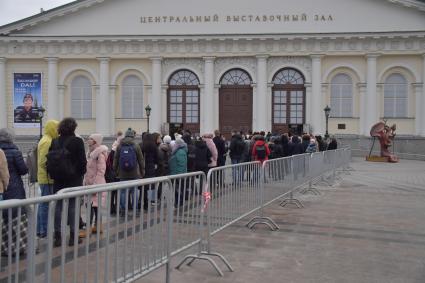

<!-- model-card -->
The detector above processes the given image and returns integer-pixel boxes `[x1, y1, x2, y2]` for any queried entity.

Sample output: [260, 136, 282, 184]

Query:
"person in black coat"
[213, 130, 226, 167]
[182, 134, 197, 173]
[327, 138, 338, 150]
[194, 139, 212, 177]
[288, 135, 304, 156]
[140, 133, 159, 210]
[281, 134, 290, 158]
[0, 128, 28, 203]
[51, 118, 87, 247]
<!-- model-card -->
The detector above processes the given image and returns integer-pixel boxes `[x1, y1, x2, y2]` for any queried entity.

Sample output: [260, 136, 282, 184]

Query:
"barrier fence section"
[0, 148, 351, 282]
[0, 177, 174, 283]
[188, 148, 351, 269]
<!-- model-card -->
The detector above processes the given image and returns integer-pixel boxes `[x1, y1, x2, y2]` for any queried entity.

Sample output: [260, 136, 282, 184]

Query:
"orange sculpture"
[369, 121, 399, 163]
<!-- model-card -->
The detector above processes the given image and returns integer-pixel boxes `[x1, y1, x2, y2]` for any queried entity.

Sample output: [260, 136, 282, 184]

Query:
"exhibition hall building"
[0, 0, 424, 139]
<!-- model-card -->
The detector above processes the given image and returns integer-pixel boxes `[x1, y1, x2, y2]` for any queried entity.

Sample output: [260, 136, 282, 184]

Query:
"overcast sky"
[0, 0, 71, 26]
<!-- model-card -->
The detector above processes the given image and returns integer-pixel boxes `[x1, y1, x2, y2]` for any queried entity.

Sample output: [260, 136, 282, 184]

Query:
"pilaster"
[97, 57, 110, 135]
[256, 54, 269, 131]
[46, 57, 59, 120]
[311, 54, 323, 134]
[365, 54, 380, 135]
[357, 83, 367, 135]
[203, 56, 215, 134]
[151, 57, 162, 133]
[109, 85, 117, 135]
[57, 85, 66, 121]
[0, 58, 6, 128]
[421, 54, 425, 136]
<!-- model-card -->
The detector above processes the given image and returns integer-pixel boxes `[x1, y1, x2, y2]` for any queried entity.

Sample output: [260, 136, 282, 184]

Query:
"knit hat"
[0, 128, 15, 143]
[163, 135, 172, 144]
[89, 133, 103, 145]
[174, 137, 186, 147]
[125, 128, 135, 138]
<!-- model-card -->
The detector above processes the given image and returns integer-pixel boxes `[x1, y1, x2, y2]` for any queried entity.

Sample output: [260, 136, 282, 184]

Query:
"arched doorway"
[219, 68, 253, 139]
[167, 69, 200, 136]
[271, 68, 306, 135]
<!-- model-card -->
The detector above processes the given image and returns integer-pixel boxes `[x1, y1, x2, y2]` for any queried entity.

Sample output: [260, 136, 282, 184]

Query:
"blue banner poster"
[13, 73, 42, 128]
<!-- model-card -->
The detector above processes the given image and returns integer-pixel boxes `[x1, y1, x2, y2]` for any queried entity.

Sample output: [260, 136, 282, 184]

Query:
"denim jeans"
[37, 184, 54, 237]
[231, 158, 243, 183]
[119, 179, 138, 211]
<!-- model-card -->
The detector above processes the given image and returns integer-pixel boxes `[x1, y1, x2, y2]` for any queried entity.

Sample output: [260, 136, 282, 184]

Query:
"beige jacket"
[0, 148, 9, 193]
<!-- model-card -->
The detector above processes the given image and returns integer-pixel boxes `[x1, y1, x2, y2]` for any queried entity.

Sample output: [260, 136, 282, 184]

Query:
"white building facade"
[0, 0, 425, 138]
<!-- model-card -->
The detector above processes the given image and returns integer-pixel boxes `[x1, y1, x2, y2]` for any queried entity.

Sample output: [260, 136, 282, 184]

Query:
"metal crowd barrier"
[0, 177, 175, 283]
[0, 148, 351, 282]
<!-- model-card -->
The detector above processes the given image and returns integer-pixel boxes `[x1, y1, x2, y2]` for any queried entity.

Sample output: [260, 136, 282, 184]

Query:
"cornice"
[0, 35, 424, 58]
[0, 0, 108, 35]
[386, 0, 425, 12]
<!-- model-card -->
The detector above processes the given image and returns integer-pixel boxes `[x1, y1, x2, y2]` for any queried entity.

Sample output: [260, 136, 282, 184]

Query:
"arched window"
[71, 76, 92, 119]
[168, 69, 200, 134]
[384, 74, 407, 118]
[220, 69, 252, 85]
[273, 68, 305, 85]
[330, 74, 353, 117]
[271, 68, 305, 134]
[122, 75, 144, 118]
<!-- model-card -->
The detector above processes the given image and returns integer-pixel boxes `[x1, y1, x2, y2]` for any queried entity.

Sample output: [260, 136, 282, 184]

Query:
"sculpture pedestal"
[365, 156, 389, 162]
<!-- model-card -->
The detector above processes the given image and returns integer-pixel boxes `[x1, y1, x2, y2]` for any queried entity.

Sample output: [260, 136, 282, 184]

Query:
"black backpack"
[46, 138, 76, 180]
[255, 144, 267, 160]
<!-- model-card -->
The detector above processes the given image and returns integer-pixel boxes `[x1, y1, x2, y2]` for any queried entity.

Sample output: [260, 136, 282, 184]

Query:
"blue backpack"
[119, 144, 137, 171]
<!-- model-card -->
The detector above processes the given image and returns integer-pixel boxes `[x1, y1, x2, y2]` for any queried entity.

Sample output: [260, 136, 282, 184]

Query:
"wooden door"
[219, 86, 252, 139]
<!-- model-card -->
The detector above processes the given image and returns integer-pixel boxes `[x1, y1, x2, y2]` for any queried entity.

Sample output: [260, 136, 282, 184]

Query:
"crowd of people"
[0, 117, 338, 249]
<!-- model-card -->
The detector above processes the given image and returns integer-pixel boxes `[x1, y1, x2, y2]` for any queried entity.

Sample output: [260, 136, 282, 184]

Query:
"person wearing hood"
[158, 135, 172, 175]
[169, 138, 187, 175]
[0, 128, 28, 203]
[182, 134, 196, 173]
[84, 133, 108, 234]
[202, 133, 218, 169]
[36, 119, 59, 238]
[169, 138, 187, 206]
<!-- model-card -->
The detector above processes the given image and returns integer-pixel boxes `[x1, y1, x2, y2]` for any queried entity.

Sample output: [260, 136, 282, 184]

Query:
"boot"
[54, 232, 61, 247]
[69, 232, 83, 246]
[91, 224, 103, 234]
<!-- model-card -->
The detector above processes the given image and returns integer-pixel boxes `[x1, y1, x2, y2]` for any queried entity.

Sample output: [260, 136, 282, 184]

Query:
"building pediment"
[0, 0, 424, 37]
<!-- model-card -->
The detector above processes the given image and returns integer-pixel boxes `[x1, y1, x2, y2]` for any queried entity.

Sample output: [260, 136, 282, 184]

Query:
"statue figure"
[369, 121, 399, 163]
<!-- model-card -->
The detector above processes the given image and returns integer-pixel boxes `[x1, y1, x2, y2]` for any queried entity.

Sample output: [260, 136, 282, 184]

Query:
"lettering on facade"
[140, 14, 334, 24]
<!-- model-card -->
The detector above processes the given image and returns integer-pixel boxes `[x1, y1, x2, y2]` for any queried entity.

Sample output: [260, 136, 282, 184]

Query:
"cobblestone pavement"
[140, 157, 425, 283]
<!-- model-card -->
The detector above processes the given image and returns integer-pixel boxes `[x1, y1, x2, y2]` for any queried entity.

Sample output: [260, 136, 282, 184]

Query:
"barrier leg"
[246, 216, 279, 231]
[300, 180, 321, 195]
[279, 191, 304, 208]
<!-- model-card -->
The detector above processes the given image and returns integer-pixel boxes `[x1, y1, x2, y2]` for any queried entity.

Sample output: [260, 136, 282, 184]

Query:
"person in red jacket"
[251, 135, 271, 164]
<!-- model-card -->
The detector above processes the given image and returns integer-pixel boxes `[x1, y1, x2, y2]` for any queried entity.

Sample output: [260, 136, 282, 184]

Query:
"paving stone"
[139, 157, 425, 283]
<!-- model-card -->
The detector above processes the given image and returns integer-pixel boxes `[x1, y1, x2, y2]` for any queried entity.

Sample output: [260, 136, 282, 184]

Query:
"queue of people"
[0, 119, 339, 250]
